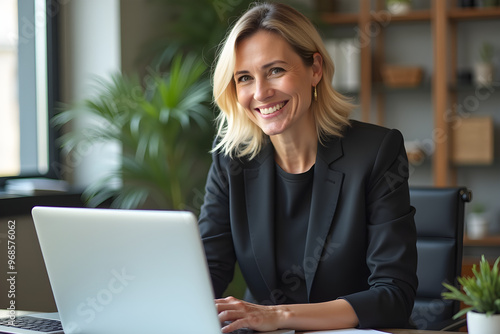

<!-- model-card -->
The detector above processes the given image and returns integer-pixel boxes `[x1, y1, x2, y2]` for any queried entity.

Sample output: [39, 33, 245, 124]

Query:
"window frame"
[0, 0, 60, 187]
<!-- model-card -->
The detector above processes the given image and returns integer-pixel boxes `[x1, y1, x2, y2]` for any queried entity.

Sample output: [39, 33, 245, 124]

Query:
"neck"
[270, 127, 318, 174]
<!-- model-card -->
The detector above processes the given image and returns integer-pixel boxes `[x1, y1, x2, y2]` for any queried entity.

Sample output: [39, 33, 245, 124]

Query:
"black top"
[274, 163, 314, 304]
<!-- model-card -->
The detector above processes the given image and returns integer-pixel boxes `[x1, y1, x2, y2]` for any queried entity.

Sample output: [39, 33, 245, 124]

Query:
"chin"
[262, 127, 286, 137]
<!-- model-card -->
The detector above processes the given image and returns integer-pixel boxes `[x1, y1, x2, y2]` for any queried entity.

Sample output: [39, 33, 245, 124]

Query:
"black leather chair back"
[409, 187, 471, 330]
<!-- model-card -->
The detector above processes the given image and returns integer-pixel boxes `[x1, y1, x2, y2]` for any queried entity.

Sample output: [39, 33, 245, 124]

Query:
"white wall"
[59, 0, 122, 189]
[0, 0, 20, 175]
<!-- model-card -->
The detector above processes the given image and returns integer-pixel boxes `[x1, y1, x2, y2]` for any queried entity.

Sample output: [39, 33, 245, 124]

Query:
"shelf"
[321, 9, 433, 25]
[321, 7, 500, 25]
[464, 235, 500, 246]
[320, 12, 359, 25]
[449, 6, 500, 20]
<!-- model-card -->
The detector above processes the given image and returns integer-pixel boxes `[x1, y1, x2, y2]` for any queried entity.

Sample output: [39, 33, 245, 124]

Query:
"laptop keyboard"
[0, 316, 63, 332]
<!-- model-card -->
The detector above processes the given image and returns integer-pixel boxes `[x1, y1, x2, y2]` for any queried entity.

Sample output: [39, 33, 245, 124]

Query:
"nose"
[254, 79, 273, 101]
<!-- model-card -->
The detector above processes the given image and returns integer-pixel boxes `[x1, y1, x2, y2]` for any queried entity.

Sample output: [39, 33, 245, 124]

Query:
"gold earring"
[314, 86, 318, 101]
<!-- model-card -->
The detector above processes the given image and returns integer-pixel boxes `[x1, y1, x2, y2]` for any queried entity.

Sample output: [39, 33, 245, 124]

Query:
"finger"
[221, 318, 248, 333]
[215, 300, 230, 308]
[216, 302, 239, 313]
[216, 297, 246, 313]
[216, 303, 236, 313]
[218, 309, 246, 323]
[215, 296, 238, 304]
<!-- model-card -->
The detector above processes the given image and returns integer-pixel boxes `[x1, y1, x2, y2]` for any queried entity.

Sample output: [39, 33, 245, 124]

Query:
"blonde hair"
[212, 2, 353, 159]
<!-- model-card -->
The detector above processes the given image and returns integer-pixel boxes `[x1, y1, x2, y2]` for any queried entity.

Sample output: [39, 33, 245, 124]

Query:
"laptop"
[0, 206, 294, 334]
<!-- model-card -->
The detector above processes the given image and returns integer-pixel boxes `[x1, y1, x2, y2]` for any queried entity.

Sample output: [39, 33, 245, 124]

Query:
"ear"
[311, 52, 323, 86]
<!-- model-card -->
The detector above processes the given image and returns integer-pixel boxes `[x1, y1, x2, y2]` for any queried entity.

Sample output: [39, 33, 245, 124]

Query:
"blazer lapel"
[304, 137, 344, 298]
[244, 144, 277, 297]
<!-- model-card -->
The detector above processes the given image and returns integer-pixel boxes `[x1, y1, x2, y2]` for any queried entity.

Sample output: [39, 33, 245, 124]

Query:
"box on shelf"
[452, 116, 494, 165]
[381, 65, 423, 88]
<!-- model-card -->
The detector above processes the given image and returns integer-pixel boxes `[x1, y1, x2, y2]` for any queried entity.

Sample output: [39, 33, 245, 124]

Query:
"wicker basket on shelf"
[382, 65, 423, 87]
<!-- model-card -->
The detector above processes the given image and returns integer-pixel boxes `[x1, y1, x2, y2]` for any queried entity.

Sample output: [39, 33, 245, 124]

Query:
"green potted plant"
[52, 53, 213, 210]
[474, 42, 495, 86]
[442, 255, 500, 334]
[386, 0, 412, 15]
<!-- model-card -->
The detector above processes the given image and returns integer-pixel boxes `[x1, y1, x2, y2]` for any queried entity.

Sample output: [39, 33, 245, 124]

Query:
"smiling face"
[234, 30, 322, 139]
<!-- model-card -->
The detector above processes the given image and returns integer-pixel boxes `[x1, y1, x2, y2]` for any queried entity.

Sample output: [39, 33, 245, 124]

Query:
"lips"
[257, 101, 287, 115]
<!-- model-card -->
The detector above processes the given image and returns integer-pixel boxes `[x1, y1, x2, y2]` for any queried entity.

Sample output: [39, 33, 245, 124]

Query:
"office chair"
[409, 187, 472, 331]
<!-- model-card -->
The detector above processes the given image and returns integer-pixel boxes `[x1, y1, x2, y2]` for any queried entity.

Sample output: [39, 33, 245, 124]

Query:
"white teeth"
[260, 102, 285, 115]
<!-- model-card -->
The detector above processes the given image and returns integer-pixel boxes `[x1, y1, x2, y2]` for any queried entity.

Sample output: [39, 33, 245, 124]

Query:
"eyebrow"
[234, 60, 288, 77]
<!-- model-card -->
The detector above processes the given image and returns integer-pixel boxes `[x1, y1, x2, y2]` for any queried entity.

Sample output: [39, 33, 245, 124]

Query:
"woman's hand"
[215, 296, 287, 333]
[215, 297, 359, 332]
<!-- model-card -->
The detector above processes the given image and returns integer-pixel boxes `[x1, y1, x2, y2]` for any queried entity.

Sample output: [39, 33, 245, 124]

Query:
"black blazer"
[198, 120, 418, 328]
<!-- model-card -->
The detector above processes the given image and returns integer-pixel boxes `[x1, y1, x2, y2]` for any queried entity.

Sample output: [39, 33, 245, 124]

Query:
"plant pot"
[387, 2, 412, 15]
[467, 212, 489, 239]
[467, 311, 500, 334]
[473, 62, 494, 86]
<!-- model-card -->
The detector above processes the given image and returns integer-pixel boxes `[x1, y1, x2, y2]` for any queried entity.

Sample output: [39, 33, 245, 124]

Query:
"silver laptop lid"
[31, 206, 221, 334]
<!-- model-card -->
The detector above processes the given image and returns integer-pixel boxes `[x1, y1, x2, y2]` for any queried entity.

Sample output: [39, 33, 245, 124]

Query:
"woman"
[198, 2, 418, 332]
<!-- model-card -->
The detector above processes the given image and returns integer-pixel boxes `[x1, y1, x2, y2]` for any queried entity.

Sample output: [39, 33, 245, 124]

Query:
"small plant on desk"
[442, 255, 500, 334]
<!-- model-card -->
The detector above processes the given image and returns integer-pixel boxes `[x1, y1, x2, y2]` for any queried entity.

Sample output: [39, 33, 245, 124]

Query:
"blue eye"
[270, 67, 285, 75]
[237, 75, 251, 83]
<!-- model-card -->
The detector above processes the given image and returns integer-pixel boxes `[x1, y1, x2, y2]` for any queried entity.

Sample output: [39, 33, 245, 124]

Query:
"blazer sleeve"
[198, 149, 237, 298]
[342, 129, 418, 329]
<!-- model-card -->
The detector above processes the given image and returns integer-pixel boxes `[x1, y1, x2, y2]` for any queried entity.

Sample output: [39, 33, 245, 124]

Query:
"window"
[0, 0, 59, 181]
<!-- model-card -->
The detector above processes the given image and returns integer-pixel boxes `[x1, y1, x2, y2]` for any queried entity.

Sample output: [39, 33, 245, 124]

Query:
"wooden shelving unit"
[319, 0, 500, 187]
[448, 6, 500, 20]
[464, 235, 500, 247]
